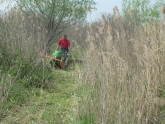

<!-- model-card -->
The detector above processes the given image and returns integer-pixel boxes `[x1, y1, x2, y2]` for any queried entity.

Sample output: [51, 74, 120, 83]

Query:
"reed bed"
[0, 7, 51, 119]
[77, 12, 165, 124]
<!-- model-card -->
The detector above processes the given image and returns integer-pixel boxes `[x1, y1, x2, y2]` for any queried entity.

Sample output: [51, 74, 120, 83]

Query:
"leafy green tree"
[1, 0, 96, 47]
[122, 0, 164, 23]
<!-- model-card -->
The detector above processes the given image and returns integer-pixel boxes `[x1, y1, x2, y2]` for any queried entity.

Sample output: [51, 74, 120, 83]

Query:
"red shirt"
[58, 38, 70, 48]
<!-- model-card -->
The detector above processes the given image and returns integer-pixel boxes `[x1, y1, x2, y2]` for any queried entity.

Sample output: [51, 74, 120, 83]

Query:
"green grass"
[74, 114, 95, 124]
[0, 69, 78, 124]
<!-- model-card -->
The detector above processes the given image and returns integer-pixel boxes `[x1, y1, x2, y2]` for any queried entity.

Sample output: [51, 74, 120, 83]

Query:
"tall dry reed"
[77, 10, 165, 124]
[0, 7, 50, 118]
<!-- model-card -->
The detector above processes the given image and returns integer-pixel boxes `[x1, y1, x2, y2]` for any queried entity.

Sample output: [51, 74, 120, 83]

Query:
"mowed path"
[1, 69, 78, 124]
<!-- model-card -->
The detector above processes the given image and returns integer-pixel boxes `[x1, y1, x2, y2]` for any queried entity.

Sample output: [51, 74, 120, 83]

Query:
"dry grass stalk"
[161, 6, 165, 14]
[87, 5, 91, 12]
[129, 8, 134, 16]
[77, 12, 165, 124]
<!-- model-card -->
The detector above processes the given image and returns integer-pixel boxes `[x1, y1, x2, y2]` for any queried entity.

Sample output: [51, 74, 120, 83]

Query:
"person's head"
[63, 34, 67, 39]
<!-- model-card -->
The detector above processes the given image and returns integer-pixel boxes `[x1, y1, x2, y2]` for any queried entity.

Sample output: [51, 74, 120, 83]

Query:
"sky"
[87, 0, 122, 21]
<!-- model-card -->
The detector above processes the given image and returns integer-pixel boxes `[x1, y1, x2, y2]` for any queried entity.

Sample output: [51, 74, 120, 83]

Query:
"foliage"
[12, 0, 96, 47]
[0, 1, 81, 123]
[0, 10, 54, 120]
[122, 0, 165, 23]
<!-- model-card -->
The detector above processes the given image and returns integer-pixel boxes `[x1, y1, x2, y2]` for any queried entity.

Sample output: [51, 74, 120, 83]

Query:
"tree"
[122, 0, 165, 23]
[1, 0, 96, 47]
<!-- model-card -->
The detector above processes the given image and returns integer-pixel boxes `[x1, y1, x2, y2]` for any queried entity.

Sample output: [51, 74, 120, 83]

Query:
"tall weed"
[77, 11, 165, 124]
[0, 7, 53, 119]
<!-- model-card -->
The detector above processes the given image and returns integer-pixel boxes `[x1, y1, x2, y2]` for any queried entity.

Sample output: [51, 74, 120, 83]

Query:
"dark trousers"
[61, 48, 69, 53]
[61, 48, 69, 61]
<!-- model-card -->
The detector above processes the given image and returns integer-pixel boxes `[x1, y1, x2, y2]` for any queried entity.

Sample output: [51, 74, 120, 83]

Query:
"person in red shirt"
[56, 34, 70, 65]
[56, 34, 70, 53]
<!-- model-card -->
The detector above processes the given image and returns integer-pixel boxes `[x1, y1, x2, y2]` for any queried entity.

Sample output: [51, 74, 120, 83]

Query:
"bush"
[0, 8, 54, 119]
